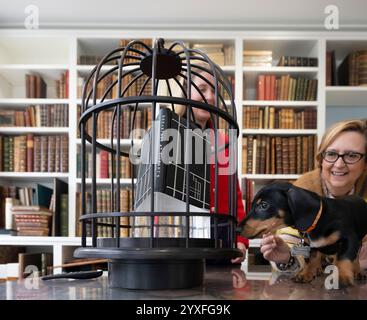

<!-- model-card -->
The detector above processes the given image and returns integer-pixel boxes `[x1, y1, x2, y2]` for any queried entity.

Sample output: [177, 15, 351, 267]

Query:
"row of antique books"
[170, 49, 318, 68]
[0, 179, 69, 236]
[78, 41, 236, 66]
[11, 205, 53, 237]
[242, 106, 317, 129]
[25, 72, 69, 99]
[25, 74, 47, 98]
[243, 50, 318, 67]
[77, 73, 153, 100]
[55, 71, 69, 99]
[75, 189, 132, 237]
[78, 106, 152, 139]
[326, 50, 367, 86]
[0, 105, 68, 127]
[76, 189, 205, 239]
[0, 134, 68, 172]
[76, 150, 132, 179]
[337, 50, 367, 86]
[277, 56, 318, 67]
[4, 187, 34, 210]
[256, 74, 318, 101]
[79, 40, 235, 67]
[77, 39, 153, 65]
[242, 134, 317, 175]
[119, 39, 153, 63]
[191, 43, 235, 66]
[243, 50, 272, 67]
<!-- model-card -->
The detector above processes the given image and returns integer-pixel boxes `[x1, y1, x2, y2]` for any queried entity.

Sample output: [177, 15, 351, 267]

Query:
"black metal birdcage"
[74, 38, 242, 289]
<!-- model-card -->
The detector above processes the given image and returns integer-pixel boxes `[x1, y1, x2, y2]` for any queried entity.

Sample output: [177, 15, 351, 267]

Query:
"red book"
[99, 150, 109, 179]
[270, 75, 276, 100]
[257, 75, 265, 100]
[265, 75, 271, 100]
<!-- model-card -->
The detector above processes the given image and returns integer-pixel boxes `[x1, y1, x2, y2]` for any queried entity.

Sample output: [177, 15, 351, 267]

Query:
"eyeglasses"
[321, 151, 365, 164]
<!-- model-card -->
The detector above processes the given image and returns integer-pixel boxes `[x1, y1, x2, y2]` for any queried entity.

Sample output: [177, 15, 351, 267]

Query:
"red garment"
[209, 130, 248, 248]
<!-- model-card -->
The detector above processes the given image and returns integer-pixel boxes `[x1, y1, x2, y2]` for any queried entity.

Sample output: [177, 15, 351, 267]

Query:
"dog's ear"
[287, 186, 322, 232]
[267, 181, 293, 191]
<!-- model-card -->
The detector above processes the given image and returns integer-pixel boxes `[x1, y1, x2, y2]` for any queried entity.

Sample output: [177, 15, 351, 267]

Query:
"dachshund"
[237, 181, 367, 287]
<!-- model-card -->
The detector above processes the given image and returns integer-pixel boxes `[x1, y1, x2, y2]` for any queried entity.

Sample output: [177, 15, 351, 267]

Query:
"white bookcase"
[0, 29, 366, 272]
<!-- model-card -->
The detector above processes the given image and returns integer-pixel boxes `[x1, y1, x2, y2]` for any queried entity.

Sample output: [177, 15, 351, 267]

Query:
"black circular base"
[74, 238, 242, 289]
[108, 259, 204, 290]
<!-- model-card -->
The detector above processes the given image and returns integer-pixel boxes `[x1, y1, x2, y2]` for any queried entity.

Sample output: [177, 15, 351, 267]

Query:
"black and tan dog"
[237, 182, 367, 287]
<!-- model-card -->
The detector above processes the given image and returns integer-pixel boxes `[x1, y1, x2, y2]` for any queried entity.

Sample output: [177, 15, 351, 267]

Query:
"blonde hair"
[174, 61, 217, 118]
[316, 119, 367, 167]
[162, 61, 208, 117]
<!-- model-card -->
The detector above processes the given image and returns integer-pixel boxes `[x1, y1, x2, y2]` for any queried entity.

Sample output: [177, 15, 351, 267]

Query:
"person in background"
[176, 64, 248, 264]
[260, 119, 367, 272]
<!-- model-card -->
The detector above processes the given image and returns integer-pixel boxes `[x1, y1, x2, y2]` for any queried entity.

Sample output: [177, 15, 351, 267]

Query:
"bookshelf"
[0, 29, 366, 275]
[325, 38, 367, 125]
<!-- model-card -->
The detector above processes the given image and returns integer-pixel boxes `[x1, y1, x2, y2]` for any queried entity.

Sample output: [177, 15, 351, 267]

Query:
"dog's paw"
[339, 275, 354, 288]
[293, 271, 315, 283]
[354, 272, 367, 281]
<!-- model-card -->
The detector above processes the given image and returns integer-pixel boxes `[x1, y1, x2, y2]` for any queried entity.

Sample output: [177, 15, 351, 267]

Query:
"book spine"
[154, 108, 170, 194]
[47, 135, 56, 172]
[19, 135, 27, 172]
[246, 135, 253, 174]
[8, 136, 14, 172]
[60, 194, 68, 237]
[40, 135, 48, 172]
[99, 150, 109, 179]
[60, 135, 68, 173]
[257, 75, 265, 100]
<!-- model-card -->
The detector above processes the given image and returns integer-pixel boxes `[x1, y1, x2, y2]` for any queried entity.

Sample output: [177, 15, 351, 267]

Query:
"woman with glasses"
[259, 119, 367, 273]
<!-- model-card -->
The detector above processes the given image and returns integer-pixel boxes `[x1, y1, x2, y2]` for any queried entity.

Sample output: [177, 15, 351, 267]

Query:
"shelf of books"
[326, 39, 367, 112]
[240, 38, 320, 213]
[0, 30, 367, 279]
[0, 34, 73, 277]
[324, 38, 367, 130]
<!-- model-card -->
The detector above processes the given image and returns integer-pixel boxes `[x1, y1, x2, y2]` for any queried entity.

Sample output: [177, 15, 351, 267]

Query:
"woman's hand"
[260, 233, 291, 264]
[231, 242, 247, 264]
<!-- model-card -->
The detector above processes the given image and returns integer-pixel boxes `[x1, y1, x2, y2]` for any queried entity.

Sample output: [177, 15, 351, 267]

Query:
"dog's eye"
[258, 201, 269, 210]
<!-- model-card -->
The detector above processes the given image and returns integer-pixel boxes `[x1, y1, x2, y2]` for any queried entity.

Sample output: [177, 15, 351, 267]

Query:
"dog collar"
[303, 200, 323, 233]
